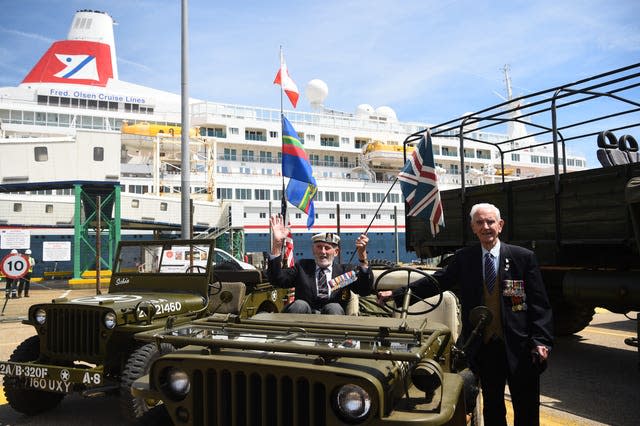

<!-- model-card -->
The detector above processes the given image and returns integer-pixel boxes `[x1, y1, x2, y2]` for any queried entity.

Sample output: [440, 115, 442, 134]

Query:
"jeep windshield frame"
[109, 239, 216, 295]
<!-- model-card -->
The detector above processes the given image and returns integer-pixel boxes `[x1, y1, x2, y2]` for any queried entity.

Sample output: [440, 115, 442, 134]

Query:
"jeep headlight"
[162, 367, 191, 401]
[34, 308, 46, 325]
[333, 384, 371, 422]
[103, 312, 117, 329]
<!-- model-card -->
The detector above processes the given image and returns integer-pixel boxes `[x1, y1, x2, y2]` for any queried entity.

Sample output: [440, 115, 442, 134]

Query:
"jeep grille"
[44, 306, 103, 359]
[188, 367, 327, 426]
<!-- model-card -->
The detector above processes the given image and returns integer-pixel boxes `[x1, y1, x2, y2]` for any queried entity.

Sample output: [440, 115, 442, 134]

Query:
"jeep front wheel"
[120, 342, 175, 421]
[3, 336, 65, 415]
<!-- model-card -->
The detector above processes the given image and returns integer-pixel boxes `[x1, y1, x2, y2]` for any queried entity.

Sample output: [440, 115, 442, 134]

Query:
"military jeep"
[131, 267, 473, 425]
[0, 239, 289, 420]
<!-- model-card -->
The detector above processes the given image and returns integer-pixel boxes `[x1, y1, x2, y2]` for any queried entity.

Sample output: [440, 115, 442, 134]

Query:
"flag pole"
[278, 46, 289, 266]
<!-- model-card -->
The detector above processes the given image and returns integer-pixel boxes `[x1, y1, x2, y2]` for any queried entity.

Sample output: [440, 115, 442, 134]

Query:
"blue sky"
[1, 0, 639, 167]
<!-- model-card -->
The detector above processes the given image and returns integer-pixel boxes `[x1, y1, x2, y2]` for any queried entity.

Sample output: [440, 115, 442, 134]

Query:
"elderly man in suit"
[268, 214, 373, 315]
[379, 202, 553, 426]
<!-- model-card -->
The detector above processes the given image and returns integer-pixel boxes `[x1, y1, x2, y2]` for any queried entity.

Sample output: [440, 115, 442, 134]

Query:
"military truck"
[0, 239, 289, 420]
[129, 267, 482, 426]
[404, 63, 640, 352]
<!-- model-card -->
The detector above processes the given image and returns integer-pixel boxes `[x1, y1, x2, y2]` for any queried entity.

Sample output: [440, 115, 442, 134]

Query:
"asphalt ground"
[0, 284, 638, 425]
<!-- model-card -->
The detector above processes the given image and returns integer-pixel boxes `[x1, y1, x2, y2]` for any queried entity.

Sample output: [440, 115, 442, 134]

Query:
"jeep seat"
[208, 281, 247, 314]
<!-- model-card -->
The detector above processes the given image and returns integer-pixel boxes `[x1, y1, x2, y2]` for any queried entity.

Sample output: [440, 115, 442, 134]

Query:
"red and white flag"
[283, 224, 295, 268]
[274, 51, 299, 108]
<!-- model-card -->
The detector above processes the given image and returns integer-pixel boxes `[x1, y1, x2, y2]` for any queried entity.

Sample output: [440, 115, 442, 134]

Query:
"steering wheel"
[374, 266, 442, 316]
[185, 265, 207, 273]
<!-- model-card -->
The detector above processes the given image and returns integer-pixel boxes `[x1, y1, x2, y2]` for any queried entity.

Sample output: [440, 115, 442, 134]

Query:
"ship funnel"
[67, 10, 118, 79]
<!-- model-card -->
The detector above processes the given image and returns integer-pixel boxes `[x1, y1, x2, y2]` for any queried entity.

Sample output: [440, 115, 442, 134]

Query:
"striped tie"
[485, 253, 496, 293]
[317, 268, 329, 299]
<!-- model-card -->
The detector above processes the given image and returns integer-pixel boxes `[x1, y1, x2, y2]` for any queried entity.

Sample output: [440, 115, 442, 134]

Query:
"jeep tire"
[120, 342, 175, 420]
[3, 336, 65, 415]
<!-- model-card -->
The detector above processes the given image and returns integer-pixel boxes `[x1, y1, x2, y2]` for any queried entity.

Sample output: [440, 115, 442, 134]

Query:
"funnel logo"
[22, 40, 113, 87]
[54, 54, 99, 81]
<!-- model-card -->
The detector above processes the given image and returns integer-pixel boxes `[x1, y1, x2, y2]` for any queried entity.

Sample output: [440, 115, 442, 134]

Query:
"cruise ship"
[0, 10, 587, 276]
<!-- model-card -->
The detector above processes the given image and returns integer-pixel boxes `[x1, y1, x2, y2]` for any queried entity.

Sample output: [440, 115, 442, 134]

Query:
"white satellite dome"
[375, 106, 398, 122]
[355, 104, 374, 118]
[305, 79, 328, 110]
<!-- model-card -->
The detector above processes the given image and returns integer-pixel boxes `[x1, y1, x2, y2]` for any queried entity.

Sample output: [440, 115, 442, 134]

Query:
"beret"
[311, 232, 340, 245]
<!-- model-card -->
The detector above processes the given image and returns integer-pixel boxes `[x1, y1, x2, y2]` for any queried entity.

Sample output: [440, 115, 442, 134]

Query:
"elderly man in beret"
[268, 214, 373, 314]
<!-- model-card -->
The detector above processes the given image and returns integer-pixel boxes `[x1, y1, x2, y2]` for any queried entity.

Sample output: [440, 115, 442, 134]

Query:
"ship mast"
[502, 64, 513, 101]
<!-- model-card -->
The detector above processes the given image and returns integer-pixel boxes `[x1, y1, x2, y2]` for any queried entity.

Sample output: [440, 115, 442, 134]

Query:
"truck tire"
[3, 336, 65, 415]
[553, 301, 595, 335]
[120, 342, 175, 421]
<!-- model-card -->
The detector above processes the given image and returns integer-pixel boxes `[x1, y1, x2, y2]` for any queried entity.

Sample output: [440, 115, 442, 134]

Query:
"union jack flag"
[398, 130, 444, 236]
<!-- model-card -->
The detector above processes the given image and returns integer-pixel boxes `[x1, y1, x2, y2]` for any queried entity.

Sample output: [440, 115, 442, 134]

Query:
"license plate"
[0, 361, 103, 393]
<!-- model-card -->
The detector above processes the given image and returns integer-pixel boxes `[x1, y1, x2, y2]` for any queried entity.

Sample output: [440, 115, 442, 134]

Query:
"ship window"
[512, 153, 520, 161]
[325, 191, 339, 202]
[295, 213, 301, 219]
[361, 214, 366, 219]
[357, 192, 370, 203]
[108, 102, 118, 111]
[260, 212, 267, 219]
[341, 192, 354, 202]
[93, 147, 104, 161]
[390, 214, 396, 219]
[320, 135, 338, 147]
[98, 101, 108, 110]
[388, 194, 400, 203]
[230, 127, 239, 135]
[254, 189, 270, 200]
[160, 202, 168, 211]
[315, 191, 323, 201]
[306, 134, 315, 142]
[269, 131, 278, 138]
[241, 150, 255, 162]
[87, 100, 98, 110]
[34, 147, 48, 162]
[37, 95, 47, 105]
[235, 188, 252, 200]
[45, 204, 53, 214]
[345, 213, 351, 219]
[217, 188, 232, 199]
[131, 199, 139, 208]
[49, 96, 59, 106]
[245, 129, 266, 141]
[13, 203, 22, 212]
[355, 139, 368, 149]
[329, 213, 335, 219]
[341, 137, 349, 145]
[375, 214, 381, 219]
[239, 167, 250, 174]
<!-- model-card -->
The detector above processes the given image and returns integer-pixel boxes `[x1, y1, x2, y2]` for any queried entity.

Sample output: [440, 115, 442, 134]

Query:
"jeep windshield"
[114, 242, 213, 274]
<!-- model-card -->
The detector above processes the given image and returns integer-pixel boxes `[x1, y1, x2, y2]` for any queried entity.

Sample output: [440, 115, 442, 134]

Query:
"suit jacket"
[268, 256, 373, 311]
[401, 243, 553, 373]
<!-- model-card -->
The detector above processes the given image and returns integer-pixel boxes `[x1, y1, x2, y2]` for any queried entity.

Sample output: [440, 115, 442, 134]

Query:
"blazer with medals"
[268, 256, 373, 311]
[402, 243, 553, 373]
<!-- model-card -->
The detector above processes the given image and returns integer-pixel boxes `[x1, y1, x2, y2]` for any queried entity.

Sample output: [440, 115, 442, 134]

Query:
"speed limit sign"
[1, 253, 30, 279]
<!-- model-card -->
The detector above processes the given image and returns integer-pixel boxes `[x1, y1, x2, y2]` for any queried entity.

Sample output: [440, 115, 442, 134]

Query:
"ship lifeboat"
[363, 141, 415, 169]
[494, 167, 515, 176]
[121, 122, 200, 138]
